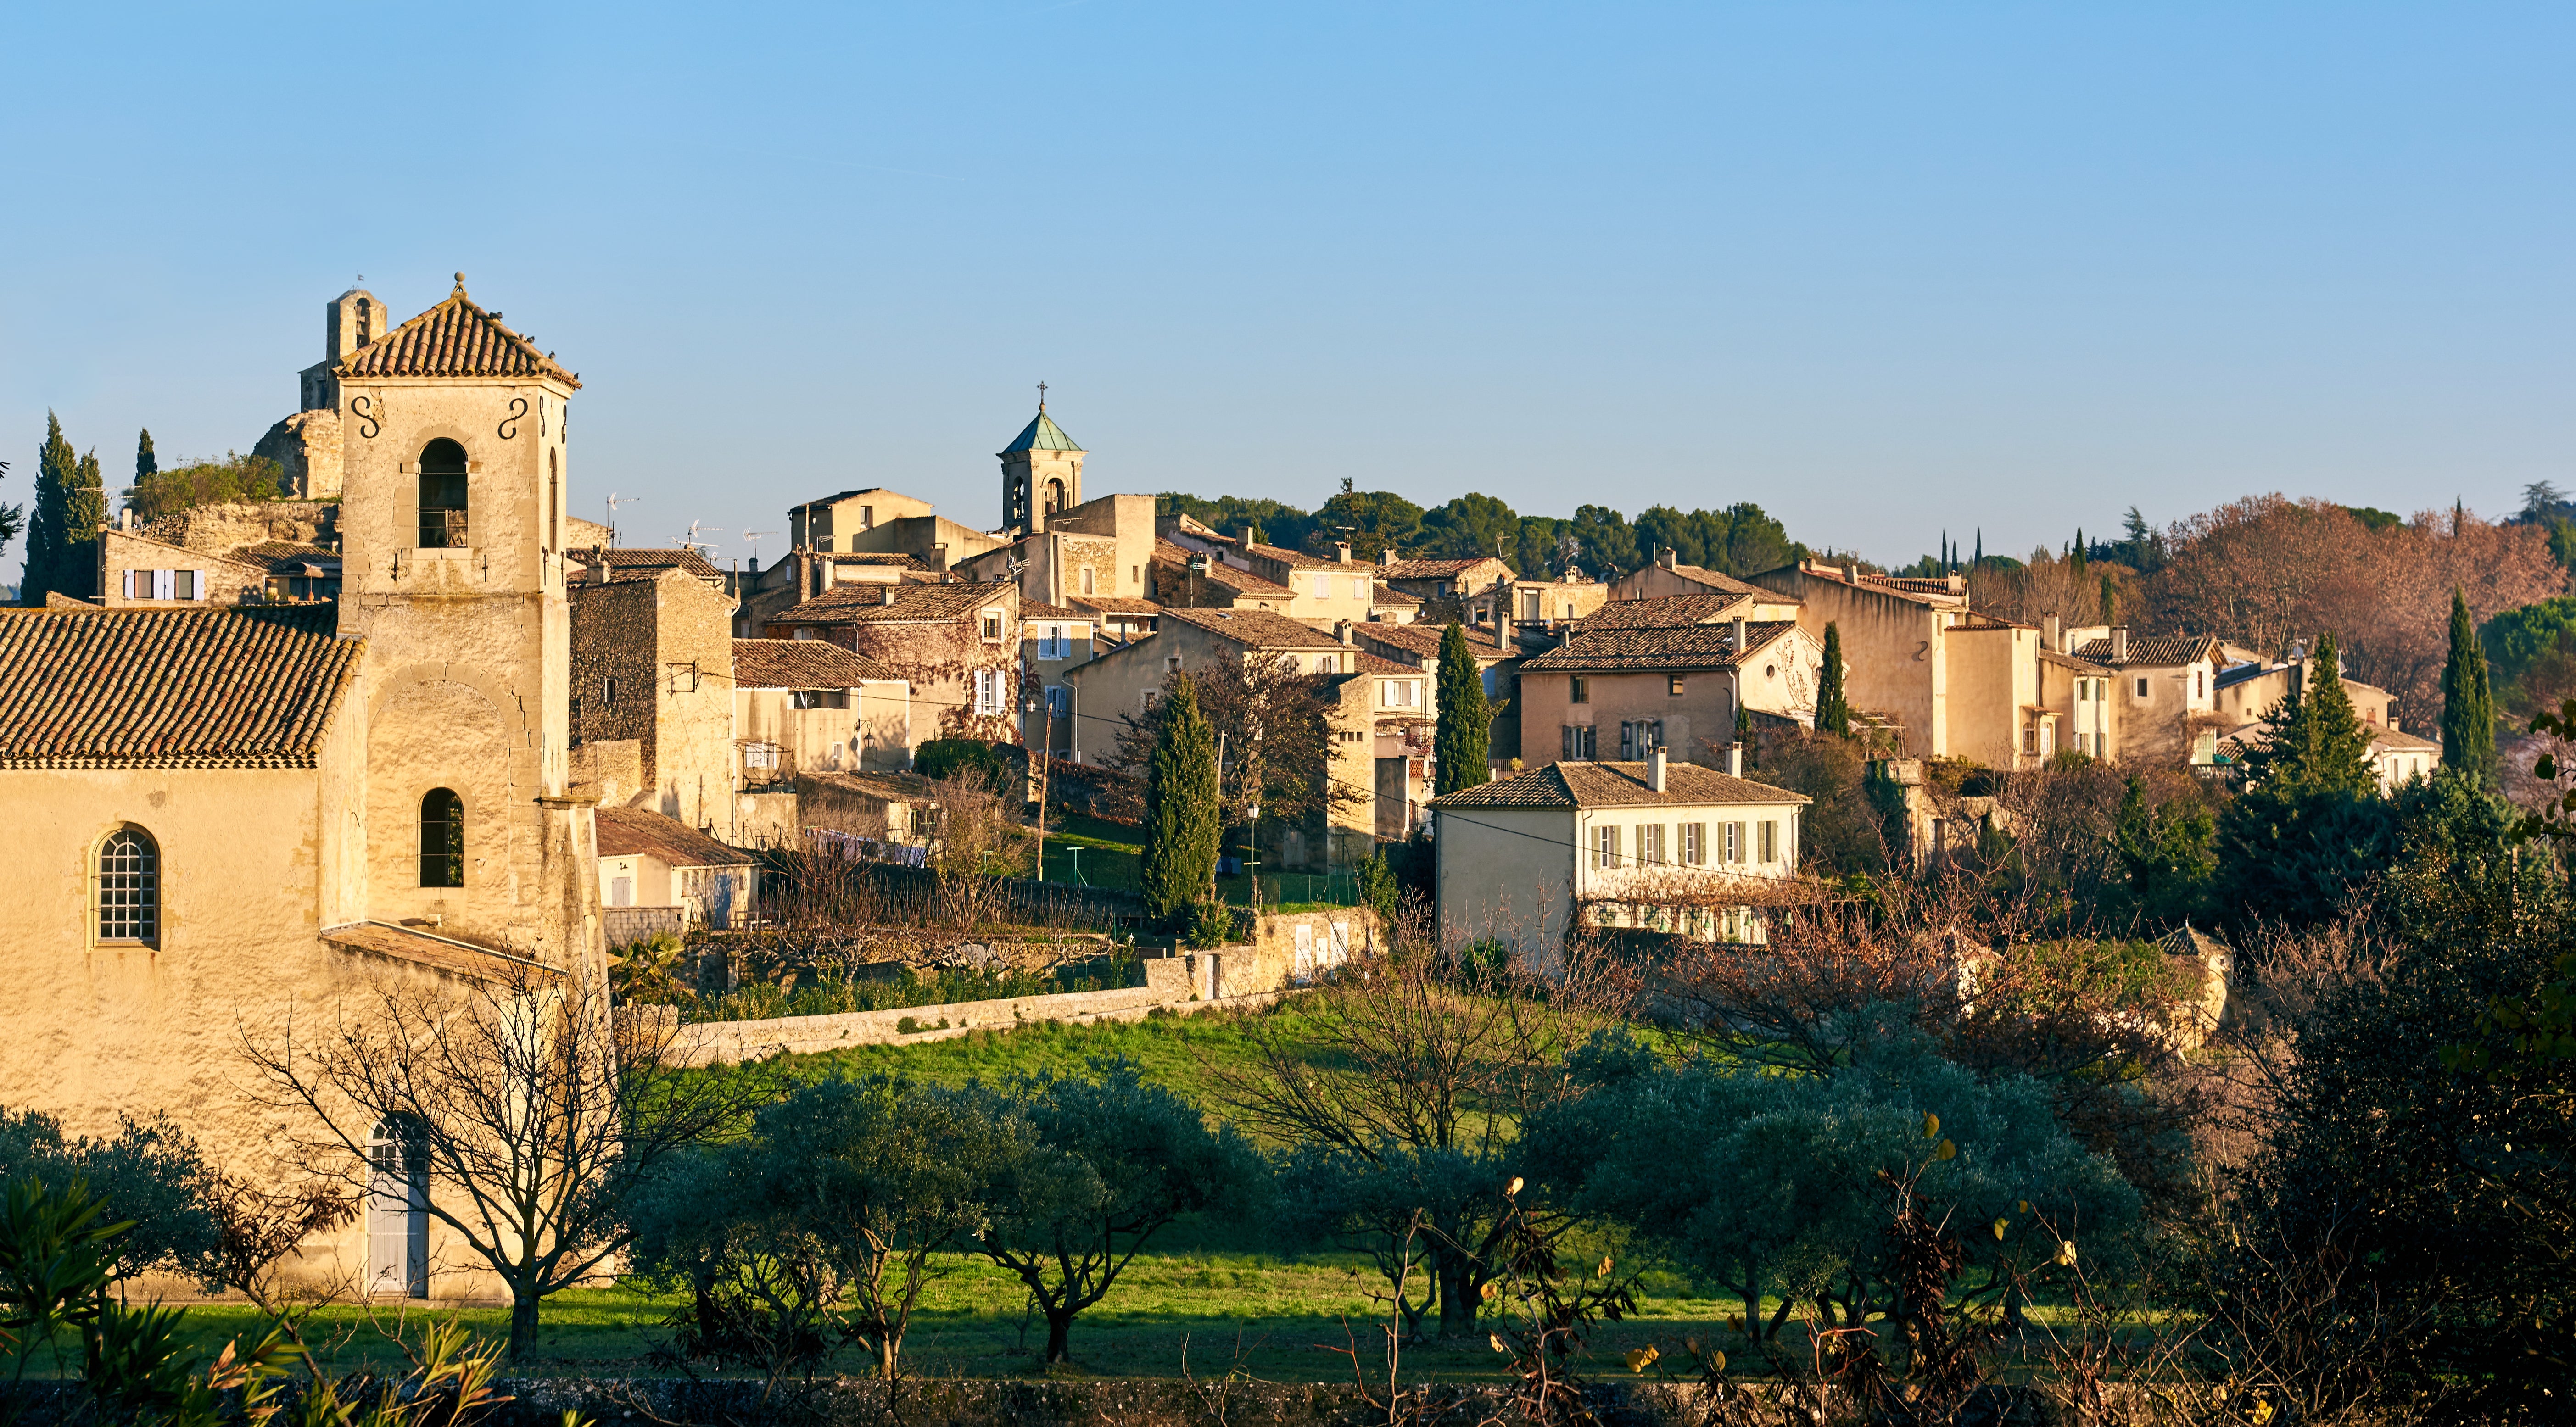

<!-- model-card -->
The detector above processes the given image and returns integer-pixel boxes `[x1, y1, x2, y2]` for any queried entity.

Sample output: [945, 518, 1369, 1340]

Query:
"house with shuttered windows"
[1429, 746, 1810, 970]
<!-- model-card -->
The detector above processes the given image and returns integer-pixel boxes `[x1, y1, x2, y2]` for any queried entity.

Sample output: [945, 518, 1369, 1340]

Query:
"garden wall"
[665, 906, 1381, 1066]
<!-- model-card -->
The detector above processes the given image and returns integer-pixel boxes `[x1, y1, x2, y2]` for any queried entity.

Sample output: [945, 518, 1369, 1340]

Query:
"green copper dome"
[1001, 409, 1083, 454]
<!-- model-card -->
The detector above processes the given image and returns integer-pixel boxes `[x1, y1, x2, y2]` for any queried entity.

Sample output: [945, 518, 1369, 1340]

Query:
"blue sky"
[3, 2, 2569, 582]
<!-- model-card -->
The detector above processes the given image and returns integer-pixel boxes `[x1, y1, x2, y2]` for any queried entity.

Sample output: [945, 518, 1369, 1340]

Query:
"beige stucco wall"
[793, 489, 937, 551]
[2116, 654, 2220, 765]
[1435, 805, 1581, 965]
[1042, 494, 1155, 601]
[1942, 624, 2042, 769]
[1519, 669, 1740, 766]
[1749, 569, 1952, 756]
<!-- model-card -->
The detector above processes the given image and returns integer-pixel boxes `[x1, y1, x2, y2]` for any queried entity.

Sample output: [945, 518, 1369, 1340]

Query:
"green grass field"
[1036, 813, 1363, 914]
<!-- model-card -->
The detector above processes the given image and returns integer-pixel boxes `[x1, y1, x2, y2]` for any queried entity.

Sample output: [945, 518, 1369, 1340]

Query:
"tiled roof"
[1378, 557, 1509, 581]
[791, 487, 924, 512]
[1786, 563, 1965, 607]
[1244, 540, 1335, 569]
[731, 639, 905, 689]
[596, 806, 757, 867]
[1152, 541, 1296, 597]
[1070, 596, 1162, 616]
[2071, 634, 2218, 668]
[1345, 652, 1420, 676]
[573, 547, 728, 583]
[1372, 586, 1421, 607]
[1521, 622, 1798, 673]
[1000, 409, 1083, 453]
[1654, 564, 1767, 599]
[1022, 601, 1084, 620]
[2038, 649, 2112, 673]
[335, 280, 580, 388]
[1431, 760, 1811, 810]
[235, 541, 341, 573]
[2371, 726, 2439, 753]
[1356, 620, 1511, 662]
[770, 580, 1013, 625]
[833, 552, 928, 569]
[323, 922, 553, 985]
[1157, 606, 1347, 649]
[0, 607, 361, 768]
[1581, 594, 1754, 630]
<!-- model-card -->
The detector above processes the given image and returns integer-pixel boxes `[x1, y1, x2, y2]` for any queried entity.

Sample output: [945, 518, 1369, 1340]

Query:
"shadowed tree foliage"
[1417, 493, 1520, 563]
[2440, 586, 2495, 786]
[1310, 479, 1424, 560]
[134, 429, 156, 484]
[2216, 632, 2393, 926]
[1815, 622, 1850, 736]
[1435, 622, 1490, 795]
[1139, 672, 1221, 920]
[25, 413, 103, 601]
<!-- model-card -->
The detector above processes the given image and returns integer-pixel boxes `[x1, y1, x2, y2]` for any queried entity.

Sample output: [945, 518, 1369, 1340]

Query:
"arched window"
[420, 788, 464, 888]
[1044, 478, 1065, 515]
[367, 1120, 428, 1298]
[355, 297, 374, 346]
[418, 440, 469, 548]
[96, 826, 159, 943]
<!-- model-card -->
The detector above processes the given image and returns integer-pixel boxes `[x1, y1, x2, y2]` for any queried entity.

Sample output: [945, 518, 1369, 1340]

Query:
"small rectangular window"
[602, 678, 619, 707]
[1724, 822, 1744, 863]
[1639, 824, 1665, 864]
[175, 569, 200, 601]
[1684, 823, 1705, 865]
[1569, 676, 1588, 704]
[2135, 677, 2149, 698]
[1594, 825, 1621, 869]
[1668, 674, 1686, 696]
[1760, 820, 1778, 863]
[982, 611, 1005, 641]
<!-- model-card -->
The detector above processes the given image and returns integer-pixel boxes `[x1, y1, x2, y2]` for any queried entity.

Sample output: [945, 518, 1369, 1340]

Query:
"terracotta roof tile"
[0, 607, 361, 768]
[2070, 634, 2219, 668]
[1372, 586, 1421, 607]
[1581, 594, 1754, 630]
[1521, 621, 1798, 673]
[770, 581, 1013, 625]
[1157, 605, 1347, 649]
[1378, 557, 1510, 580]
[336, 283, 580, 387]
[1151, 541, 1296, 597]
[1355, 621, 1510, 662]
[1022, 601, 1085, 620]
[235, 541, 341, 573]
[1431, 760, 1810, 809]
[1070, 596, 1162, 616]
[731, 639, 905, 689]
[1654, 564, 1768, 598]
[572, 547, 727, 582]
[596, 806, 756, 867]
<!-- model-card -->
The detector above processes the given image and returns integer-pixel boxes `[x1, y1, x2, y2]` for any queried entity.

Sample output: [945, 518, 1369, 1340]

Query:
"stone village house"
[762, 580, 1023, 747]
[1430, 747, 1810, 969]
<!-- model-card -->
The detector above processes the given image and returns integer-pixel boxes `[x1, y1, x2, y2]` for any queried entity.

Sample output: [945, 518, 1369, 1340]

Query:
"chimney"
[819, 557, 835, 592]
[119, 507, 133, 531]
[1335, 620, 1354, 645]
[880, 585, 897, 607]
[1732, 614, 1748, 652]
[2111, 626, 2129, 662]
[1725, 743, 1743, 777]
[1240, 526, 1256, 550]
[1660, 546, 1677, 570]
[2044, 612, 2061, 652]
[1335, 540, 1352, 564]
[931, 543, 950, 573]
[1380, 547, 1394, 568]
[1648, 742, 1669, 792]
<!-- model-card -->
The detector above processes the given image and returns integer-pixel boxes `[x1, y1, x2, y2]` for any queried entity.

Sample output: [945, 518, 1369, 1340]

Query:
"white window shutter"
[153, 569, 173, 601]
[122, 569, 136, 599]
[188, 570, 205, 601]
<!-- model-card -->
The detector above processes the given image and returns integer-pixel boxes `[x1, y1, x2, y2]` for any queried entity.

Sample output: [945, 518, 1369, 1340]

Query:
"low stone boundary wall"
[668, 977, 1290, 1066]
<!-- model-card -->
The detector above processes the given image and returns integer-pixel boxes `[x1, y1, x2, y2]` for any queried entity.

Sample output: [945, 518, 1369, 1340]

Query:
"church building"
[0, 276, 604, 1301]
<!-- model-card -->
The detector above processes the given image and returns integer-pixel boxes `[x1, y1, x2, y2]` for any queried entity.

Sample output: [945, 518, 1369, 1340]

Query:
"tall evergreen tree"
[2216, 632, 2393, 925]
[2098, 573, 2119, 626]
[1434, 622, 1491, 792]
[134, 428, 157, 484]
[1973, 529, 1983, 569]
[1139, 673, 1221, 922]
[2440, 587, 2496, 786]
[24, 413, 81, 600]
[0, 458, 18, 567]
[1815, 622, 1850, 735]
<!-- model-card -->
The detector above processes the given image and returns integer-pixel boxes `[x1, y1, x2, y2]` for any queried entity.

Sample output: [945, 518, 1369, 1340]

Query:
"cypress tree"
[1815, 622, 1850, 735]
[2098, 573, 2119, 626]
[134, 428, 157, 483]
[2439, 587, 2495, 786]
[24, 413, 80, 600]
[2216, 632, 2394, 924]
[1139, 672, 1221, 923]
[2241, 632, 2377, 798]
[1434, 622, 1491, 792]
[1973, 529, 1983, 569]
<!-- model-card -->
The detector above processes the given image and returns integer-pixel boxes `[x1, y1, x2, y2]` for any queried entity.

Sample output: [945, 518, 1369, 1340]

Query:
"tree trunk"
[1436, 1254, 1478, 1338]
[509, 1290, 540, 1361]
[874, 1333, 899, 1381]
[1044, 1308, 1076, 1363]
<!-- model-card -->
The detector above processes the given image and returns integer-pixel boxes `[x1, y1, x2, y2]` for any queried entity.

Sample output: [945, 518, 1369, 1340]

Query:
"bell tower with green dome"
[999, 388, 1084, 537]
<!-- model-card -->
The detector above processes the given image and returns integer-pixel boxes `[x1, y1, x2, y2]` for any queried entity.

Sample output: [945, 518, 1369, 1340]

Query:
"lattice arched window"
[420, 788, 465, 888]
[96, 826, 160, 944]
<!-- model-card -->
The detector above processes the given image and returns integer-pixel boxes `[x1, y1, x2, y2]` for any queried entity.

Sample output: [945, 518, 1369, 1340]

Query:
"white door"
[367, 1123, 426, 1298]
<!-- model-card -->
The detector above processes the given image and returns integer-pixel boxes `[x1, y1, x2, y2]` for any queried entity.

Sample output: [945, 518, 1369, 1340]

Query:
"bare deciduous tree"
[242, 959, 776, 1359]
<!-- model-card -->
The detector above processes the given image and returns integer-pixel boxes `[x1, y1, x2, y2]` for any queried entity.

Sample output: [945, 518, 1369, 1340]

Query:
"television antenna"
[742, 530, 780, 563]
[604, 493, 642, 545]
[678, 520, 725, 554]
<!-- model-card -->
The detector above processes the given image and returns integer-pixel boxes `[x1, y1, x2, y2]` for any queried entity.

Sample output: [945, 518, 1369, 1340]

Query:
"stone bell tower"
[999, 389, 1084, 537]
[328, 273, 597, 965]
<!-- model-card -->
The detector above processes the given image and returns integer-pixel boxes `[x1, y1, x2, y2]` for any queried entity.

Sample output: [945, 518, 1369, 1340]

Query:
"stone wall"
[251, 408, 344, 497]
[140, 499, 339, 556]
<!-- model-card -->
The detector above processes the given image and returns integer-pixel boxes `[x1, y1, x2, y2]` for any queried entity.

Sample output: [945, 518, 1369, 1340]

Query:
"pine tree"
[2240, 632, 2378, 797]
[2439, 587, 2495, 786]
[1815, 622, 1850, 735]
[1434, 622, 1491, 792]
[2216, 633, 2395, 924]
[134, 428, 157, 483]
[24, 413, 80, 600]
[1139, 672, 1221, 923]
